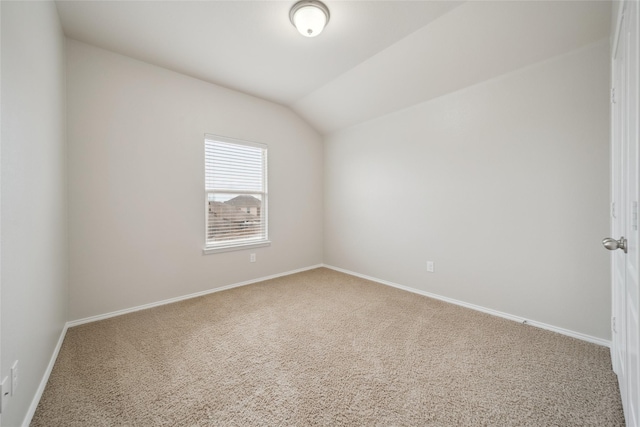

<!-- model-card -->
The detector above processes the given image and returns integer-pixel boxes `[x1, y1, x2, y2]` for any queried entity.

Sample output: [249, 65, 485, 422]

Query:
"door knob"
[603, 237, 627, 253]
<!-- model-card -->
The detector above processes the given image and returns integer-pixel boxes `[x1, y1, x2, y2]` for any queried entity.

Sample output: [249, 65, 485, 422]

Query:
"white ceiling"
[55, 1, 611, 135]
[56, 1, 461, 105]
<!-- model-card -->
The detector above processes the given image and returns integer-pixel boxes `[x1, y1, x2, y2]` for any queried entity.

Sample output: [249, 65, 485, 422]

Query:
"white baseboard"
[322, 264, 611, 348]
[21, 323, 69, 427]
[67, 264, 324, 328]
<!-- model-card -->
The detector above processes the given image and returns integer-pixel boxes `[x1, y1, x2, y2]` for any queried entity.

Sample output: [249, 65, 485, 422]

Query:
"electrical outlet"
[0, 376, 8, 414]
[427, 261, 434, 272]
[250, 253, 256, 263]
[11, 361, 18, 396]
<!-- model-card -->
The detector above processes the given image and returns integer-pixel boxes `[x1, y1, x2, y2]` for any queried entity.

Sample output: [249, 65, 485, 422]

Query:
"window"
[204, 135, 269, 253]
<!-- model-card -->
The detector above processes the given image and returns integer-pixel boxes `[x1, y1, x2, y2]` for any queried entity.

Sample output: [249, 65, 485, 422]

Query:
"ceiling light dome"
[290, 0, 330, 38]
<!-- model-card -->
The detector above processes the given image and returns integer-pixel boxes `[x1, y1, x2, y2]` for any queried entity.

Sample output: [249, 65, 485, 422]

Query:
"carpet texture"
[32, 268, 624, 426]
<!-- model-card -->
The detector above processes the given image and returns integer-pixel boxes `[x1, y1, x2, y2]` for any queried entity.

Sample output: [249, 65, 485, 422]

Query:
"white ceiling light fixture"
[289, 0, 330, 38]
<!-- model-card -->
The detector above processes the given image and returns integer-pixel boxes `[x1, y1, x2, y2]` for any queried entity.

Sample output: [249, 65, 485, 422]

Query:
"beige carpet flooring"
[32, 268, 624, 426]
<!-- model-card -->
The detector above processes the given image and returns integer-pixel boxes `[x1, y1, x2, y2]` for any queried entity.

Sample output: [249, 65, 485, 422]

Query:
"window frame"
[203, 134, 270, 254]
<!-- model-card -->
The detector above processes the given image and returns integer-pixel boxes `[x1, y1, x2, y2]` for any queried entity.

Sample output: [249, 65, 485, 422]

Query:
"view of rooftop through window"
[207, 194, 263, 242]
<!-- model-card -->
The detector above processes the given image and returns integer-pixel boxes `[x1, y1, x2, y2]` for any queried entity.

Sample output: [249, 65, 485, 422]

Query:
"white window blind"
[204, 135, 268, 252]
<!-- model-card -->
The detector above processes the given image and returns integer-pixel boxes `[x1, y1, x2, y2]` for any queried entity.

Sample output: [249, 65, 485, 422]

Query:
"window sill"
[202, 240, 271, 255]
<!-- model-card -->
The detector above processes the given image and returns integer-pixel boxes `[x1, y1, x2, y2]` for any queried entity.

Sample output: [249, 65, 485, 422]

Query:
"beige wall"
[67, 40, 324, 321]
[1, 2, 68, 425]
[324, 40, 611, 340]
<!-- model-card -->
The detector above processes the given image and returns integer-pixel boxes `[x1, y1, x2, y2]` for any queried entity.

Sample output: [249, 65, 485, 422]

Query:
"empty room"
[2, 0, 639, 426]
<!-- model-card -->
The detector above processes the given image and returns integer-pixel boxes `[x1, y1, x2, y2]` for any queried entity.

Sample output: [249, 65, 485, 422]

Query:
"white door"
[609, 2, 639, 426]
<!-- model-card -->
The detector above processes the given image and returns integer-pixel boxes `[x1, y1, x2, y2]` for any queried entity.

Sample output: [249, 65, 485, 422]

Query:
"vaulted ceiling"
[55, 1, 611, 135]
